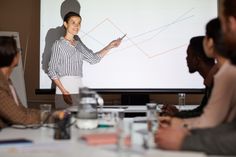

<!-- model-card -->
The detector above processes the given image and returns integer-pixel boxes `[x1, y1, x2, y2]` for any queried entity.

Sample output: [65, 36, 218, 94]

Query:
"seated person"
[0, 36, 41, 128]
[155, 118, 236, 155]
[161, 36, 218, 118]
[155, 16, 236, 155]
[175, 36, 218, 118]
[160, 18, 236, 129]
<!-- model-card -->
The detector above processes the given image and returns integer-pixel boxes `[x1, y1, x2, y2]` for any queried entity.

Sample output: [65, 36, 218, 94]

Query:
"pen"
[120, 34, 127, 40]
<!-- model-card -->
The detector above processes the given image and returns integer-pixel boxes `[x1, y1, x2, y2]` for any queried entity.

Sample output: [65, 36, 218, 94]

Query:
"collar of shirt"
[204, 64, 219, 87]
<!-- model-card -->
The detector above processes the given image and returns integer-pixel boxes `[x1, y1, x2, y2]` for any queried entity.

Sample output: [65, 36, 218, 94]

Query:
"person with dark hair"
[159, 18, 234, 129]
[173, 36, 217, 118]
[220, 0, 236, 64]
[42, 0, 81, 77]
[0, 36, 41, 128]
[155, 17, 236, 155]
[48, 11, 125, 109]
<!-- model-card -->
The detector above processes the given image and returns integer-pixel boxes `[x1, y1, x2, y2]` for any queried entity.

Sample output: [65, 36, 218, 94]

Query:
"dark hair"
[206, 18, 228, 58]
[0, 36, 18, 67]
[63, 11, 81, 23]
[223, 0, 236, 18]
[189, 36, 215, 64]
[222, 0, 236, 65]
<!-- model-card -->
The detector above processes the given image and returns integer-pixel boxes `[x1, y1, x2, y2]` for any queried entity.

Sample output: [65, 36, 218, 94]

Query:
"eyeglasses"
[17, 48, 23, 53]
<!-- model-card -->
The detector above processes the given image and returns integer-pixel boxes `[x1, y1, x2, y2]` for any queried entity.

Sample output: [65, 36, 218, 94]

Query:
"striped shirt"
[48, 37, 102, 80]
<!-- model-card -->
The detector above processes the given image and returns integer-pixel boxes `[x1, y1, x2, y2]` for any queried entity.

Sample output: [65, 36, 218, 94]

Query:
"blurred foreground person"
[0, 36, 41, 128]
[156, 16, 236, 155]
[160, 18, 234, 130]
[174, 36, 217, 118]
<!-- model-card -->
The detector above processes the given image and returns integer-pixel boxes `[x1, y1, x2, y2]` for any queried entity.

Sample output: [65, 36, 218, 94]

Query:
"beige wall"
[0, 0, 203, 107]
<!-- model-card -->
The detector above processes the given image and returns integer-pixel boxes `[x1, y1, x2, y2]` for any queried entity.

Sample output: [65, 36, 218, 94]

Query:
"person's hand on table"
[155, 126, 190, 150]
[159, 116, 185, 129]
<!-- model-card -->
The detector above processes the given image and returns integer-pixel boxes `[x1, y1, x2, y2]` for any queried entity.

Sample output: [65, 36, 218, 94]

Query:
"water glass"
[146, 103, 158, 133]
[40, 104, 52, 124]
[116, 119, 132, 152]
[178, 93, 186, 110]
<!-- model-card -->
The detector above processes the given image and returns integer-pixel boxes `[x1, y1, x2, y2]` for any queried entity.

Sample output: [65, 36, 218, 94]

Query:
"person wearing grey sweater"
[182, 118, 236, 155]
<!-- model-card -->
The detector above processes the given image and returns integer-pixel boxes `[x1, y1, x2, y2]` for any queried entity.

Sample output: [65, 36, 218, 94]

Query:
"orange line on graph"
[148, 44, 187, 58]
[81, 18, 150, 57]
[109, 15, 194, 56]
[106, 19, 150, 57]
[81, 18, 109, 38]
[109, 43, 187, 59]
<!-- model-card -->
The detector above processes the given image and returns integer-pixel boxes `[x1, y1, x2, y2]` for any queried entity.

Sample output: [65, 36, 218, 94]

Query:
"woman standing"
[48, 12, 124, 109]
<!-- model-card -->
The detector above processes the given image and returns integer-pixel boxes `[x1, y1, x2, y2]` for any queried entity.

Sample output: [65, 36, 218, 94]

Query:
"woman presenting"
[48, 11, 124, 109]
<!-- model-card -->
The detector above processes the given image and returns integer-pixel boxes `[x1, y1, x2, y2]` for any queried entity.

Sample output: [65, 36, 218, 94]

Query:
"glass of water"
[40, 104, 52, 125]
[178, 93, 186, 111]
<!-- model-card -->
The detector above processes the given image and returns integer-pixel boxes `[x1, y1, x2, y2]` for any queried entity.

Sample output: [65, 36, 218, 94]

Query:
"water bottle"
[76, 87, 103, 129]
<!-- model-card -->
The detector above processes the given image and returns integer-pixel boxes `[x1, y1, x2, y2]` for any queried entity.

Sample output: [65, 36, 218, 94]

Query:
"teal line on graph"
[128, 8, 195, 41]
[81, 8, 194, 58]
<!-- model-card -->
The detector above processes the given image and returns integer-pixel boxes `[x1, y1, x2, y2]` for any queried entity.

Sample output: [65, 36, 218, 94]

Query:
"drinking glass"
[40, 104, 52, 125]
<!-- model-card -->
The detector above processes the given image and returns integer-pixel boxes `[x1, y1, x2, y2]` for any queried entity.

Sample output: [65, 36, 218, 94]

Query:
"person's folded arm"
[182, 129, 236, 155]
[0, 89, 41, 126]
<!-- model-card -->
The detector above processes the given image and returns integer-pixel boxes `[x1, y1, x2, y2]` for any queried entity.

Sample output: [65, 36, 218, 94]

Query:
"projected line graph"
[40, 0, 218, 89]
[81, 8, 195, 59]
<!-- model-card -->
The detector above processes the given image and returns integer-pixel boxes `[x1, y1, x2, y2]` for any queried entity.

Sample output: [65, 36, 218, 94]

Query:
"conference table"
[0, 114, 225, 157]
